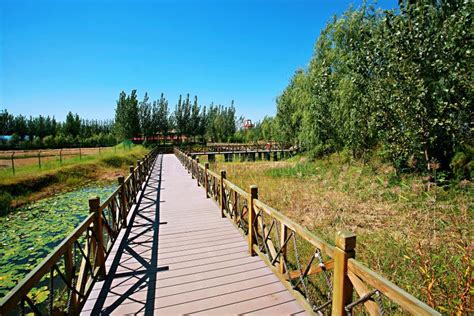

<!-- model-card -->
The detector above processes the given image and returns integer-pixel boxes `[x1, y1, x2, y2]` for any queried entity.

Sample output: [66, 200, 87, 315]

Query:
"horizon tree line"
[114, 90, 237, 143]
[0, 110, 115, 149]
[0, 90, 238, 149]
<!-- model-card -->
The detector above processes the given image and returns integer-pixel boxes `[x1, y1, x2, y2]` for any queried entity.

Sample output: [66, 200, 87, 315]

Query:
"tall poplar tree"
[139, 92, 153, 140]
[114, 90, 140, 140]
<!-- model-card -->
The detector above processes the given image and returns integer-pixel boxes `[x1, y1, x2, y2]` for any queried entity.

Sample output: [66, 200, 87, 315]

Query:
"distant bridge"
[184, 144, 297, 162]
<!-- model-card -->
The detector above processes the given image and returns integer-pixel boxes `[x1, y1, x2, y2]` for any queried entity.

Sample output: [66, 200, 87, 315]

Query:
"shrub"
[0, 192, 13, 216]
[43, 135, 56, 148]
[450, 144, 474, 180]
[100, 155, 135, 168]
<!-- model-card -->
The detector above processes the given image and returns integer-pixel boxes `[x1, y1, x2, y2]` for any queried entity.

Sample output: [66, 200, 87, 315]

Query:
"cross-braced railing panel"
[197, 165, 206, 187]
[222, 179, 250, 234]
[252, 200, 335, 314]
[344, 258, 435, 316]
[206, 169, 220, 203]
[100, 189, 124, 252]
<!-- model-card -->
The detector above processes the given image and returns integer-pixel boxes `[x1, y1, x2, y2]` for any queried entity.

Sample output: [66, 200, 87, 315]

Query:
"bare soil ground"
[0, 147, 114, 168]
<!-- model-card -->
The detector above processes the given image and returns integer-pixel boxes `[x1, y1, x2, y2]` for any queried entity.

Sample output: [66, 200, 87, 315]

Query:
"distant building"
[243, 119, 254, 130]
[131, 130, 189, 143]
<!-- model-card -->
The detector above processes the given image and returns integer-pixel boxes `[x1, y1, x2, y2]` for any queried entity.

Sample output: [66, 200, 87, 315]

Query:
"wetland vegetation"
[0, 144, 150, 299]
[206, 153, 472, 313]
[0, 184, 116, 297]
[0, 144, 147, 215]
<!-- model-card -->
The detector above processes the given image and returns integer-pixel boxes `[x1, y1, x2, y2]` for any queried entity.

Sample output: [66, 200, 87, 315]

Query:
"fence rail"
[174, 147, 440, 316]
[0, 149, 158, 315]
[0, 146, 130, 175]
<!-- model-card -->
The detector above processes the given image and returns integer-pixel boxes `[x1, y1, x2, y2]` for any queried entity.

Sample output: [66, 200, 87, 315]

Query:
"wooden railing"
[0, 149, 158, 315]
[174, 148, 440, 316]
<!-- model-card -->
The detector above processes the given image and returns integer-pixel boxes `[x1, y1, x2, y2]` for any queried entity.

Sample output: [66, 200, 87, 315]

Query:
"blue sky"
[0, 0, 397, 122]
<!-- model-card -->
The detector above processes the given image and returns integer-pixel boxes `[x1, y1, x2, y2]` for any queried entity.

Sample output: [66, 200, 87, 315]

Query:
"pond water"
[0, 183, 116, 298]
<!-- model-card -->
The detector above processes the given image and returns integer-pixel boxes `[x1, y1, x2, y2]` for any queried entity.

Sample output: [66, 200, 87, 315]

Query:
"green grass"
[265, 162, 320, 178]
[0, 145, 148, 211]
[0, 144, 134, 179]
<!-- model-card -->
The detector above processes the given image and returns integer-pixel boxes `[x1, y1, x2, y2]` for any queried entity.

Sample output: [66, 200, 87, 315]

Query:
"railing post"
[332, 230, 356, 316]
[118, 176, 127, 227]
[187, 154, 191, 173]
[280, 224, 288, 274]
[196, 158, 200, 186]
[137, 160, 142, 185]
[204, 162, 210, 198]
[248, 185, 258, 256]
[220, 170, 226, 218]
[130, 165, 137, 202]
[64, 245, 77, 313]
[143, 154, 148, 175]
[89, 197, 106, 279]
[11, 153, 15, 175]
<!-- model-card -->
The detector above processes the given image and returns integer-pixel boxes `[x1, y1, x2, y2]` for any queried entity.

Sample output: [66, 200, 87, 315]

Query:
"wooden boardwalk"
[82, 154, 306, 315]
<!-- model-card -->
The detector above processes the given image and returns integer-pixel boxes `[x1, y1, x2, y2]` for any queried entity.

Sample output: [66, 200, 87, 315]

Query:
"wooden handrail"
[347, 259, 441, 316]
[223, 178, 249, 198]
[173, 147, 440, 316]
[253, 199, 335, 258]
[99, 187, 122, 212]
[0, 148, 158, 315]
[207, 168, 220, 179]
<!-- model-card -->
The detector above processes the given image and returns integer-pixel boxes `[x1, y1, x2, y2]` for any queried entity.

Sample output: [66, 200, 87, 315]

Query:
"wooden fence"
[174, 148, 440, 316]
[0, 149, 157, 315]
[0, 146, 129, 175]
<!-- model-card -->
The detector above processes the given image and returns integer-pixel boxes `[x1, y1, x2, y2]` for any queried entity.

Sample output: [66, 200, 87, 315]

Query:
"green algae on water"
[0, 184, 116, 298]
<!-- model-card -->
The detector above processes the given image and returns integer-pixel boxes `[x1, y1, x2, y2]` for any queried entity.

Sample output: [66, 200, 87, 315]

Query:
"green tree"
[189, 96, 201, 141]
[114, 90, 140, 140]
[153, 93, 170, 143]
[64, 112, 81, 138]
[139, 92, 153, 140]
[372, 0, 472, 170]
[173, 95, 185, 141]
[276, 69, 309, 146]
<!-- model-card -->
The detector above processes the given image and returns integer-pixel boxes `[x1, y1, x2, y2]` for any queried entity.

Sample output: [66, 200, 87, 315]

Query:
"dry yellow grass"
[205, 153, 473, 313]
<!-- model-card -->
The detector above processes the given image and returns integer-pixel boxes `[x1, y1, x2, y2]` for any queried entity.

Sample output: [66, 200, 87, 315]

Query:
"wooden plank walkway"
[82, 154, 306, 315]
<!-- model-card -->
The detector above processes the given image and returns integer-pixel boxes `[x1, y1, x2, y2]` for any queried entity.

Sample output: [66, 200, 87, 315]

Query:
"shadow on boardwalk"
[89, 154, 166, 315]
[82, 154, 305, 315]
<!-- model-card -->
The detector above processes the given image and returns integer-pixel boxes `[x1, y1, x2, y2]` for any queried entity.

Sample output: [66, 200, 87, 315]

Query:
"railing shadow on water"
[0, 149, 158, 315]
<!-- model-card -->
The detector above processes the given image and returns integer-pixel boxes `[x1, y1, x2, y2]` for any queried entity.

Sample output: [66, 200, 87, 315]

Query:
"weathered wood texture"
[81, 154, 306, 315]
